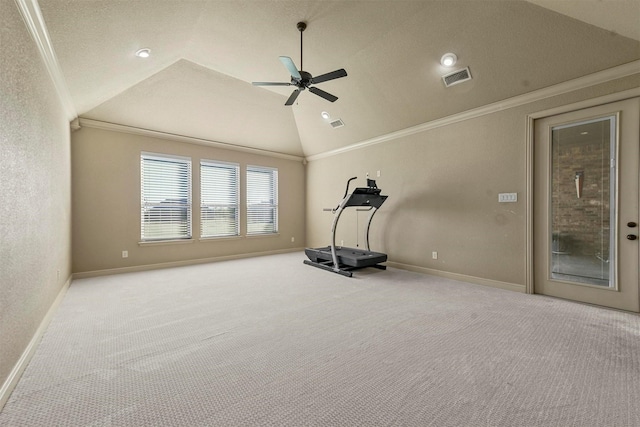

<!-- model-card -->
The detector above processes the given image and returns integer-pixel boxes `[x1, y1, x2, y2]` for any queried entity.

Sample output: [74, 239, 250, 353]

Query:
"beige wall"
[306, 75, 640, 288]
[71, 126, 305, 274]
[0, 0, 72, 398]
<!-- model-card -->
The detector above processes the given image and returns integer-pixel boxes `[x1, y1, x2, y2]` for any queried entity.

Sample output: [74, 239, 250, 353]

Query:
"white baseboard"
[386, 261, 525, 293]
[0, 275, 72, 411]
[72, 247, 305, 280]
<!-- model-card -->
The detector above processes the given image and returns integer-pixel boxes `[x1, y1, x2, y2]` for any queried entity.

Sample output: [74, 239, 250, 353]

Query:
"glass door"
[550, 117, 616, 287]
[534, 98, 639, 312]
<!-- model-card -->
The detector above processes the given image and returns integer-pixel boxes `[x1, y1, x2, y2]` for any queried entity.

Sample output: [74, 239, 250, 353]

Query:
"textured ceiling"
[37, 0, 640, 158]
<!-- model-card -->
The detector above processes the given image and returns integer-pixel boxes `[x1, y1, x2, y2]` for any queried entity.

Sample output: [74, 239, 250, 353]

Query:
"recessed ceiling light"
[135, 48, 151, 58]
[321, 111, 330, 120]
[440, 53, 457, 67]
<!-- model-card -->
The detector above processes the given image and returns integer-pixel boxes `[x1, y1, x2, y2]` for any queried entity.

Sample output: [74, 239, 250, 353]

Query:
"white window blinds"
[200, 161, 240, 238]
[247, 165, 278, 235]
[140, 153, 192, 241]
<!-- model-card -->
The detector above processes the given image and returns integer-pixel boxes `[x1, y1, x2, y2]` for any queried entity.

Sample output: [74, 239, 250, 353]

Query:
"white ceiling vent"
[442, 67, 472, 87]
[329, 118, 345, 128]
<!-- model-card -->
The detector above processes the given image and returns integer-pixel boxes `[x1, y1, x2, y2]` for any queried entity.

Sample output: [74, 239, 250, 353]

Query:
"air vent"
[442, 67, 472, 87]
[330, 118, 345, 128]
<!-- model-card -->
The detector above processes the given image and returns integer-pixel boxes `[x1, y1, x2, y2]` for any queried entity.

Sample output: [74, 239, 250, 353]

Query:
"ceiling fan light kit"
[252, 21, 348, 106]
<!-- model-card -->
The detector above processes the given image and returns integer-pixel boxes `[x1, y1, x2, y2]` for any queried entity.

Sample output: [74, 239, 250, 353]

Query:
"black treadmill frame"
[304, 179, 388, 277]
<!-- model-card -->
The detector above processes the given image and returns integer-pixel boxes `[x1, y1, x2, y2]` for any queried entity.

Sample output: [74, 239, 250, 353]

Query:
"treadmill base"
[304, 246, 387, 277]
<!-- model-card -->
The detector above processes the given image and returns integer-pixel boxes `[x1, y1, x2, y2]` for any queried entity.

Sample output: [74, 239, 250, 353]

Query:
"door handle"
[628, 222, 638, 228]
[627, 234, 638, 240]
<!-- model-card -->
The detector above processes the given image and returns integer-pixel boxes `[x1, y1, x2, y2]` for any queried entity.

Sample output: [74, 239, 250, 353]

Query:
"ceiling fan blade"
[252, 82, 292, 86]
[310, 69, 347, 84]
[285, 89, 302, 106]
[279, 56, 302, 80]
[309, 86, 338, 103]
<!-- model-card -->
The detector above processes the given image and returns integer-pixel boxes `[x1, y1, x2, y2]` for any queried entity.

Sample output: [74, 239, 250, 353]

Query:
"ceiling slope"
[37, 0, 640, 158]
[294, 1, 640, 156]
[83, 59, 302, 156]
[527, 0, 640, 41]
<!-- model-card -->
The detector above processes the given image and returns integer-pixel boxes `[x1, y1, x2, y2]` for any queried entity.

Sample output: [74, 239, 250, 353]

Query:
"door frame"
[525, 87, 640, 295]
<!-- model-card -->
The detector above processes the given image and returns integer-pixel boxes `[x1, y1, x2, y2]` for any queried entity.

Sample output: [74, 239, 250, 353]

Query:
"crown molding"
[14, 0, 77, 121]
[306, 60, 640, 162]
[77, 118, 305, 162]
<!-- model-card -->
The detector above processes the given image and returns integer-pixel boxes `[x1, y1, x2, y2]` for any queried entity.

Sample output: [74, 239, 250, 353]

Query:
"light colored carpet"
[1, 252, 639, 426]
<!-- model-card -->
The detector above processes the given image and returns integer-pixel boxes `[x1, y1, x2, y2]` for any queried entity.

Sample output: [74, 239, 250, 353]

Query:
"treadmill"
[304, 177, 388, 277]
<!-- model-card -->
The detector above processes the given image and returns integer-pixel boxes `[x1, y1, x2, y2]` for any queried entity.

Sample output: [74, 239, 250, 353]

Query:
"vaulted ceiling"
[37, 0, 640, 158]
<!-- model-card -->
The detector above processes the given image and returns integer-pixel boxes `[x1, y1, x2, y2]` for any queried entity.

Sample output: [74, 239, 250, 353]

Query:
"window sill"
[246, 233, 280, 239]
[138, 239, 195, 247]
[199, 235, 242, 242]
[138, 234, 279, 245]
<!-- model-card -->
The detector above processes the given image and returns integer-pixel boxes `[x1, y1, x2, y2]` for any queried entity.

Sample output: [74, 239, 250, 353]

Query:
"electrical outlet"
[432, 251, 438, 260]
[377, 170, 381, 177]
[291, 237, 295, 242]
[122, 250, 128, 258]
[341, 240, 344, 246]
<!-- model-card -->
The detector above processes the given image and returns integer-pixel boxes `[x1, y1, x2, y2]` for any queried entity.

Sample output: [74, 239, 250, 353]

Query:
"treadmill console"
[352, 179, 382, 195]
[352, 187, 382, 195]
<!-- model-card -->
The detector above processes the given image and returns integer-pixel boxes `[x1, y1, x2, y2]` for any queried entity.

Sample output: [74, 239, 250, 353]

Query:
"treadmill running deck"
[305, 246, 387, 268]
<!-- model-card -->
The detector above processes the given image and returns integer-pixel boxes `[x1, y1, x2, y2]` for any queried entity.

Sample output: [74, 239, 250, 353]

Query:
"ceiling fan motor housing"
[294, 71, 313, 88]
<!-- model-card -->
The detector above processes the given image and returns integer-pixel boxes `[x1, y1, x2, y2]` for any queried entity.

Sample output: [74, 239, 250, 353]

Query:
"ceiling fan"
[252, 21, 347, 106]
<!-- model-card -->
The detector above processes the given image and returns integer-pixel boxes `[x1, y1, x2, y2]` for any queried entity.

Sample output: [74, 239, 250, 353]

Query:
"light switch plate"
[498, 193, 517, 203]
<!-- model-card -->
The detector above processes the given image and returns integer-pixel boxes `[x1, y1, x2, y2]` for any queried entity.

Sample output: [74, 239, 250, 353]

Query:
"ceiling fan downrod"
[297, 21, 306, 72]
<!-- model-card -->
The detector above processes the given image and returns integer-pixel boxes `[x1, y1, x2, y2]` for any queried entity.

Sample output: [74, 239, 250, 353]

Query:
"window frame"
[200, 160, 240, 239]
[140, 152, 192, 242]
[246, 165, 279, 236]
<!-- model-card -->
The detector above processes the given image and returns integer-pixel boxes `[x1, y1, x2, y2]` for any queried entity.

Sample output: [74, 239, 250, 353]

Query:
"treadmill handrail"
[364, 206, 381, 251]
[330, 202, 347, 271]
[336, 177, 358, 210]
[343, 177, 358, 199]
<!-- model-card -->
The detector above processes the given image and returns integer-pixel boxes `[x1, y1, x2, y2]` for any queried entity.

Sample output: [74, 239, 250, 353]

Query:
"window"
[246, 166, 278, 235]
[140, 153, 192, 241]
[200, 161, 240, 238]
